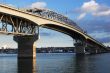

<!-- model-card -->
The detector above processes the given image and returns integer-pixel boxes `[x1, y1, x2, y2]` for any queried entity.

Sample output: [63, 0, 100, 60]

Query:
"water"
[0, 53, 110, 73]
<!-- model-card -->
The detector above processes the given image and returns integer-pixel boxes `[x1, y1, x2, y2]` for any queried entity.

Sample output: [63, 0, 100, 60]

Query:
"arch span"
[41, 24, 86, 41]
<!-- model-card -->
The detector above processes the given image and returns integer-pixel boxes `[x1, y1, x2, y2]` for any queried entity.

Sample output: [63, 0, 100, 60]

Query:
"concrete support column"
[75, 46, 85, 55]
[13, 35, 38, 59]
[97, 49, 102, 54]
[74, 42, 86, 55]
[89, 48, 97, 54]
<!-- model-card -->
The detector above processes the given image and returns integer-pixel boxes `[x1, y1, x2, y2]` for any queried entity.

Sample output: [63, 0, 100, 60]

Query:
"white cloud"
[93, 10, 110, 16]
[82, 0, 99, 12]
[89, 31, 110, 39]
[103, 42, 110, 47]
[77, 13, 86, 20]
[30, 2, 47, 9]
[77, 0, 110, 20]
[8, 4, 15, 7]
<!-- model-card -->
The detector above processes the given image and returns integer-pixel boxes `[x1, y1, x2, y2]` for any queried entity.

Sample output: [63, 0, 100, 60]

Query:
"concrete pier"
[13, 35, 38, 59]
[89, 48, 97, 54]
[74, 42, 86, 55]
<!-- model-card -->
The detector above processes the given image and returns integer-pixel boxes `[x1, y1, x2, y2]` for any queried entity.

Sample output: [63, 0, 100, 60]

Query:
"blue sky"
[0, 0, 110, 48]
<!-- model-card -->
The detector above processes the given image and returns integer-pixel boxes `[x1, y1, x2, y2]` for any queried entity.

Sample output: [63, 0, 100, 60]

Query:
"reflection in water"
[36, 53, 75, 73]
[74, 55, 89, 73]
[1, 53, 110, 73]
[18, 58, 36, 73]
[74, 55, 103, 73]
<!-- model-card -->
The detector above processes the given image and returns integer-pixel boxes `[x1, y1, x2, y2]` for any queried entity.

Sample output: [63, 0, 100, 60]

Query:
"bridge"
[0, 4, 108, 59]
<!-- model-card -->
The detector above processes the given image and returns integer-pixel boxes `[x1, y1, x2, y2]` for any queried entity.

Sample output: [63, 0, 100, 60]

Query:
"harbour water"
[0, 53, 110, 73]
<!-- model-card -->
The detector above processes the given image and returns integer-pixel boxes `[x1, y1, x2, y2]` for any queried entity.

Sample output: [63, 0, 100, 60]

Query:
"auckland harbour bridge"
[0, 3, 109, 59]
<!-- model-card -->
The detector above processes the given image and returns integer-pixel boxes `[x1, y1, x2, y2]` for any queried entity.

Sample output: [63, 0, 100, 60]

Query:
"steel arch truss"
[0, 13, 38, 35]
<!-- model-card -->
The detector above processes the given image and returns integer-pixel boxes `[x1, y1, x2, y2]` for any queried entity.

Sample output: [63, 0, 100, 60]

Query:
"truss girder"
[0, 13, 38, 35]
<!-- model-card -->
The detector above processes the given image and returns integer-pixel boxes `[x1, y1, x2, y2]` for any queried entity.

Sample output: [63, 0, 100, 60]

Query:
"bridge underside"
[41, 24, 86, 40]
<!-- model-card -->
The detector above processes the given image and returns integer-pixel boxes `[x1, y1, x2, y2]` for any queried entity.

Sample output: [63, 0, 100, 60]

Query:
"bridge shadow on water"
[74, 55, 89, 73]
[73, 54, 101, 73]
